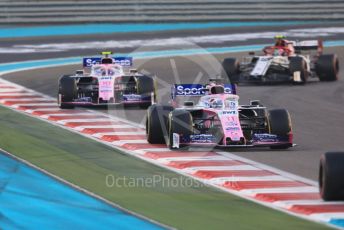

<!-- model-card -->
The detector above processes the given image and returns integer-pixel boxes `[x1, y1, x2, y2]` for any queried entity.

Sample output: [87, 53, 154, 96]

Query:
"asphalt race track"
[3, 43, 344, 181]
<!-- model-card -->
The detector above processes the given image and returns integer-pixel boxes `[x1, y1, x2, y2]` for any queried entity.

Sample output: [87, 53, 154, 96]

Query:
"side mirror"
[75, 70, 84, 75]
[184, 101, 194, 107]
[250, 100, 262, 106]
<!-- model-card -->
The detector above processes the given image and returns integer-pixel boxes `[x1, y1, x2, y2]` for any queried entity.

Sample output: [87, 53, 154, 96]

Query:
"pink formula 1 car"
[146, 79, 293, 149]
[58, 52, 156, 109]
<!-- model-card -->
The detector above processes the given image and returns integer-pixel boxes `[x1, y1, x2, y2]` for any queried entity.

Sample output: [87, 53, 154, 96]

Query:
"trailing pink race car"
[146, 79, 293, 149]
[58, 52, 156, 109]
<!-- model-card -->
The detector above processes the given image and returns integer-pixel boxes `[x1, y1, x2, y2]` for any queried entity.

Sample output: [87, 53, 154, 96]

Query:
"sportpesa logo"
[83, 57, 133, 67]
[174, 84, 235, 96]
[175, 84, 205, 95]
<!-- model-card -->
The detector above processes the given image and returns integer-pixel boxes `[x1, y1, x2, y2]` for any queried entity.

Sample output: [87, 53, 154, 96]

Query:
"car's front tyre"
[146, 104, 173, 144]
[319, 152, 344, 201]
[289, 56, 308, 84]
[167, 110, 193, 149]
[267, 109, 292, 149]
[58, 75, 77, 109]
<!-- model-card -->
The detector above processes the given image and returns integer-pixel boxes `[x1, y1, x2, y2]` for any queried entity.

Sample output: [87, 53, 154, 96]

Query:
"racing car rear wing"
[292, 40, 323, 53]
[83, 57, 133, 68]
[171, 83, 236, 99]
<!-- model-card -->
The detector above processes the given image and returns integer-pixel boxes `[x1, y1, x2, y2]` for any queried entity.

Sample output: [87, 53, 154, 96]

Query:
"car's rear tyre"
[289, 56, 308, 84]
[315, 54, 339, 81]
[268, 109, 292, 149]
[168, 110, 193, 149]
[319, 152, 344, 201]
[146, 104, 173, 144]
[58, 75, 77, 109]
[137, 76, 155, 109]
[222, 58, 240, 84]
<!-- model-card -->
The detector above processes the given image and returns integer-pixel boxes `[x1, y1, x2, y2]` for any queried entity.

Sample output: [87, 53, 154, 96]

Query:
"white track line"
[154, 156, 233, 163]
[134, 148, 171, 154]
[112, 140, 149, 145]
[11, 103, 57, 108]
[242, 187, 319, 196]
[92, 132, 146, 138]
[182, 165, 260, 173]
[73, 125, 136, 131]
[40, 113, 93, 118]
[209, 175, 294, 184]
[274, 200, 344, 209]
[310, 213, 344, 222]
[0, 89, 24, 93]
[56, 118, 113, 124]
[0, 93, 38, 96]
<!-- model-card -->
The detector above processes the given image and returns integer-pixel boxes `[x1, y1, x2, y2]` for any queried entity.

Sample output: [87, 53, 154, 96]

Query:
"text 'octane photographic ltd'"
[105, 174, 207, 188]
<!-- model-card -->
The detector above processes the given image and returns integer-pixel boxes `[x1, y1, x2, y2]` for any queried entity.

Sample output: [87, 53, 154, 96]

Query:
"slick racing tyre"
[289, 57, 308, 84]
[267, 109, 292, 149]
[146, 104, 173, 144]
[315, 54, 339, 81]
[58, 75, 77, 109]
[137, 75, 154, 94]
[168, 110, 193, 149]
[222, 58, 240, 84]
[319, 152, 344, 201]
[137, 76, 155, 109]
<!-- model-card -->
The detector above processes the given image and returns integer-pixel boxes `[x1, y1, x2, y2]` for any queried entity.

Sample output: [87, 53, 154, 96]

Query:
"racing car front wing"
[172, 133, 293, 148]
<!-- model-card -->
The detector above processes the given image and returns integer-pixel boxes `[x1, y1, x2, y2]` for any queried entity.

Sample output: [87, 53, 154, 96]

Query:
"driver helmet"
[274, 34, 286, 46]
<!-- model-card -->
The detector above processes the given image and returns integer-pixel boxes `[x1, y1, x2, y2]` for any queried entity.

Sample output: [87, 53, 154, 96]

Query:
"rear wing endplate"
[292, 40, 323, 52]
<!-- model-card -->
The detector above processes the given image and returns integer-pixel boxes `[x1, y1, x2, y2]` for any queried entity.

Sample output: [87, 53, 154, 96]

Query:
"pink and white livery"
[58, 52, 156, 109]
[146, 79, 293, 149]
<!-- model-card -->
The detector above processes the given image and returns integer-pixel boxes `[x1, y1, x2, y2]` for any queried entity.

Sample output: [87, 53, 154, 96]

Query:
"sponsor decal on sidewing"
[123, 94, 143, 101]
[226, 127, 240, 131]
[75, 97, 92, 102]
[220, 110, 237, 115]
[189, 134, 216, 143]
[252, 133, 278, 142]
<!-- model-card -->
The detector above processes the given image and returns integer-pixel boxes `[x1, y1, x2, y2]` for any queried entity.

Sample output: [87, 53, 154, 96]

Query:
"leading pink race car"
[146, 79, 293, 149]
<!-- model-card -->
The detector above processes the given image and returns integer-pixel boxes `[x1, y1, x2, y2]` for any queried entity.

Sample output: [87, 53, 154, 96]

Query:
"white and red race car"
[58, 52, 156, 109]
[223, 40, 339, 84]
[146, 79, 293, 149]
